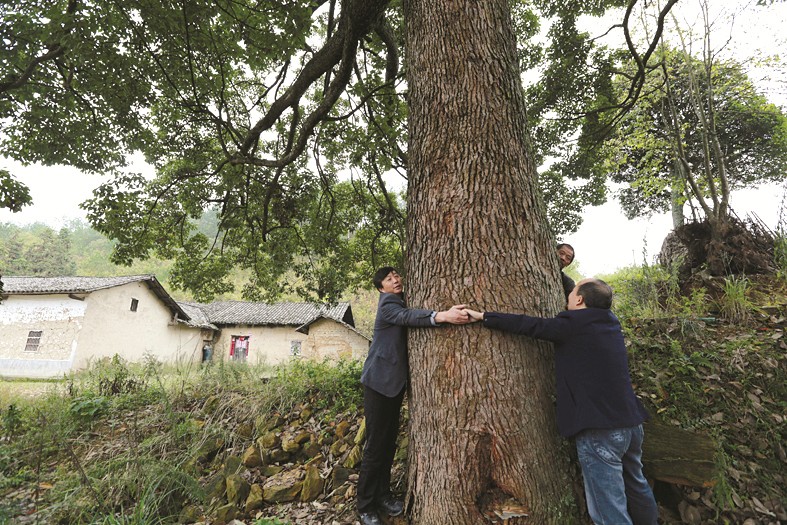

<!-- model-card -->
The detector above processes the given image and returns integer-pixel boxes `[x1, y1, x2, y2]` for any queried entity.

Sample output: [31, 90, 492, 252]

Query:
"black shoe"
[377, 496, 404, 517]
[359, 511, 383, 525]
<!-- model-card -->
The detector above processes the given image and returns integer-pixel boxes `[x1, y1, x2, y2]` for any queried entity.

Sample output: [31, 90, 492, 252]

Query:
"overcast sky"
[1, 0, 785, 277]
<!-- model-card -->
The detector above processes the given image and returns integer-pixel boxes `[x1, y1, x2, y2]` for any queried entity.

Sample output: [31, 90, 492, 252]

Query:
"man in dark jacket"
[466, 278, 658, 525]
[557, 242, 576, 300]
[357, 266, 470, 525]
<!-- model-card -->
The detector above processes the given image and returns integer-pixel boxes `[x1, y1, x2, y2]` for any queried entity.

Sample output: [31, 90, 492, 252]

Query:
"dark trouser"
[357, 385, 404, 513]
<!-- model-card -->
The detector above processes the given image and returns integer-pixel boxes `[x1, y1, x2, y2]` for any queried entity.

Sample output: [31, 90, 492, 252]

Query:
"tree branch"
[0, 0, 78, 94]
[235, 0, 390, 164]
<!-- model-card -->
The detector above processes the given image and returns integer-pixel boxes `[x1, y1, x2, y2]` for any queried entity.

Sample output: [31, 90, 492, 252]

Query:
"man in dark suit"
[557, 242, 576, 300]
[466, 279, 658, 525]
[357, 266, 471, 525]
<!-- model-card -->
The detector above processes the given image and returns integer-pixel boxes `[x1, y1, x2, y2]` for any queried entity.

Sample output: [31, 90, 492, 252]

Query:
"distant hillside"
[0, 219, 181, 296]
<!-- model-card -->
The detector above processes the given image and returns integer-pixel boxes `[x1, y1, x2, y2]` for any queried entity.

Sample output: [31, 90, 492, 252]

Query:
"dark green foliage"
[0, 0, 156, 171]
[2, 0, 409, 302]
[1, 0, 668, 299]
[0, 169, 32, 213]
[1, 404, 22, 439]
[273, 358, 363, 414]
[68, 395, 110, 421]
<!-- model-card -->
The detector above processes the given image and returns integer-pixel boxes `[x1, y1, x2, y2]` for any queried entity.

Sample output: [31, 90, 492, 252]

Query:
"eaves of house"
[1, 275, 190, 321]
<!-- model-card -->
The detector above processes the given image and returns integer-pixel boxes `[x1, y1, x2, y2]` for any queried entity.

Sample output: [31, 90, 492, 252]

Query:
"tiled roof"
[194, 301, 353, 327]
[1, 275, 189, 321]
[177, 302, 219, 330]
[2, 275, 157, 294]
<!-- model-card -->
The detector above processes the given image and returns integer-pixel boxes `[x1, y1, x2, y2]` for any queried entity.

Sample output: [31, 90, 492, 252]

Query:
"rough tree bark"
[403, 0, 583, 523]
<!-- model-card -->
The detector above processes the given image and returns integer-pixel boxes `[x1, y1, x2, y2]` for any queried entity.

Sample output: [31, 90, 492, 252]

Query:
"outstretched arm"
[465, 307, 567, 342]
[377, 294, 470, 327]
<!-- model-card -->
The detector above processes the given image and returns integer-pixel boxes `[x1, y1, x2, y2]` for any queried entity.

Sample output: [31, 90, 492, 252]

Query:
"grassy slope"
[1, 277, 785, 525]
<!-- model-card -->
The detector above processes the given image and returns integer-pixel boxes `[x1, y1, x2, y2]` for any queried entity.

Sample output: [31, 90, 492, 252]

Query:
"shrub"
[271, 358, 363, 414]
[717, 274, 752, 324]
[68, 355, 148, 398]
[1, 403, 22, 438]
[601, 263, 678, 320]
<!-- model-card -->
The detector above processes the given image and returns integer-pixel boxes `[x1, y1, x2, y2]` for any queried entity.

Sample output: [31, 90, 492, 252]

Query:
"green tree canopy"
[0, 223, 76, 275]
[603, 49, 787, 222]
[1, 0, 677, 299]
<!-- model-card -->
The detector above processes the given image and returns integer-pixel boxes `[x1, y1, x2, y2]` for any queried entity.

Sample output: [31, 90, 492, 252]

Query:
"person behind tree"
[357, 267, 471, 525]
[465, 279, 658, 525]
[557, 242, 576, 300]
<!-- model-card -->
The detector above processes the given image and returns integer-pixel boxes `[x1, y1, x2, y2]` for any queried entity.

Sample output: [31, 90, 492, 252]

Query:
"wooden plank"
[642, 420, 718, 487]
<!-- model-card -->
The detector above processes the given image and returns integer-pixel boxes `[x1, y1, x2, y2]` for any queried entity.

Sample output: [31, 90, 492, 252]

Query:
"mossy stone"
[300, 464, 324, 501]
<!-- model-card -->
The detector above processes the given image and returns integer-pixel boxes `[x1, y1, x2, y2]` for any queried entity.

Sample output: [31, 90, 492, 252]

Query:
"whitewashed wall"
[301, 319, 370, 361]
[75, 283, 204, 369]
[211, 320, 369, 366]
[212, 325, 308, 365]
[0, 284, 206, 378]
[0, 295, 86, 377]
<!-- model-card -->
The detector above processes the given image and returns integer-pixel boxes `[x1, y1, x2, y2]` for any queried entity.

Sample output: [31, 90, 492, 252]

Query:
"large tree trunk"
[403, 0, 583, 523]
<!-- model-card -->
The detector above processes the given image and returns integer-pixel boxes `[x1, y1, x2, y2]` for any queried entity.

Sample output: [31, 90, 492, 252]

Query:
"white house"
[181, 301, 370, 365]
[0, 275, 370, 378]
[0, 275, 201, 378]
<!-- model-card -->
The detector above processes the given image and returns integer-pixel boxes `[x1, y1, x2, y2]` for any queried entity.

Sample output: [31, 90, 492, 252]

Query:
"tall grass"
[717, 274, 752, 324]
[776, 234, 787, 281]
[775, 185, 787, 281]
[0, 355, 362, 524]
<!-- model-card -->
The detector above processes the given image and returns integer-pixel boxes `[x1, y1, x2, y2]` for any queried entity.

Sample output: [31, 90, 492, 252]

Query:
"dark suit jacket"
[360, 292, 435, 397]
[483, 308, 648, 437]
[561, 271, 575, 299]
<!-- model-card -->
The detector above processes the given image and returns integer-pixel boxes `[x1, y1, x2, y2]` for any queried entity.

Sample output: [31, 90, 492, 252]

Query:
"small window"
[290, 340, 302, 357]
[130, 298, 139, 312]
[24, 330, 43, 352]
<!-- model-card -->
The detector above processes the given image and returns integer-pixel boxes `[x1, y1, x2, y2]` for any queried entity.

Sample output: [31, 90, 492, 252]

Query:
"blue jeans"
[575, 425, 658, 525]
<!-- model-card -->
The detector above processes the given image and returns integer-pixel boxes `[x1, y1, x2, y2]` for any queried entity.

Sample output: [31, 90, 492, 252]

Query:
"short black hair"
[373, 266, 398, 290]
[576, 279, 613, 309]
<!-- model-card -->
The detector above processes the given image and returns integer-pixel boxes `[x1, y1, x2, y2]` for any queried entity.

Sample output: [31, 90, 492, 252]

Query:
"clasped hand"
[436, 305, 483, 324]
